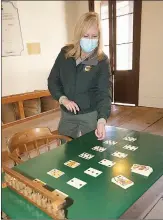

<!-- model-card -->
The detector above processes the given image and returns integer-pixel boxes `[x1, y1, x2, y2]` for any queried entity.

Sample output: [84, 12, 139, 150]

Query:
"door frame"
[88, 0, 142, 106]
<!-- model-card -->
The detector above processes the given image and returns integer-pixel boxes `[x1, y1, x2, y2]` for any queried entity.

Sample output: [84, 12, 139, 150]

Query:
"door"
[90, 0, 142, 105]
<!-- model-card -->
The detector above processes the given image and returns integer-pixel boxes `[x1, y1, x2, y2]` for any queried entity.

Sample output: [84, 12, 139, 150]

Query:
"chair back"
[7, 127, 72, 163]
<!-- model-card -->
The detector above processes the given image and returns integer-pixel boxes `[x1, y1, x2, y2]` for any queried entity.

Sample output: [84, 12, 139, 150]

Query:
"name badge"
[84, 65, 92, 72]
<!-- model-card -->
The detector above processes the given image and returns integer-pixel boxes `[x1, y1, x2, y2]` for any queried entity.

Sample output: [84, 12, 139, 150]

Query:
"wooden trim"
[18, 101, 25, 119]
[2, 90, 50, 104]
[88, 0, 94, 12]
[2, 108, 60, 129]
[132, 0, 142, 106]
[109, 1, 113, 74]
[3, 166, 65, 220]
[3, 166, 62, 201]
[112, 0, 116, 73]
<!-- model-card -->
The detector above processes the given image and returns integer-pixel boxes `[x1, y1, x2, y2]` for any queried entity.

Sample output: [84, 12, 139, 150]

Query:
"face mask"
[80, 38, 98, 53]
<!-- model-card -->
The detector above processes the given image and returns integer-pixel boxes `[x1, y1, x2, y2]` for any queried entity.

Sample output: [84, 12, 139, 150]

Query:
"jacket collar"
[76, 50, 98, 66]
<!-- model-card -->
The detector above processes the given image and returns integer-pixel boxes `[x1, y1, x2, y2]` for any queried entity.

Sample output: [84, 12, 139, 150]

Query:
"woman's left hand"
[95, 122, 106, 140]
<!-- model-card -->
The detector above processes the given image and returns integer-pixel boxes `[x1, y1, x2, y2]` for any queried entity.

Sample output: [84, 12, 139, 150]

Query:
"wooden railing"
[3, 165, 73, 219]
[2, 90, 60, 129]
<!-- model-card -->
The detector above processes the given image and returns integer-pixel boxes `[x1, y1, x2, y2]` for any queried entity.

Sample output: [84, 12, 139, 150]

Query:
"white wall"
[139, 1, 163, 108]
[65, 1, 89, 42]
[2, 1, 89, 97]
[76, 1, 89, 19]
[2, 1, 68, 96]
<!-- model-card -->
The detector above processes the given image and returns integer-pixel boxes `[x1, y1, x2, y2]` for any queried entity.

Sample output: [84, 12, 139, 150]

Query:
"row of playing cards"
[46, 164, 153, 190]
[111, 164, 153, 189]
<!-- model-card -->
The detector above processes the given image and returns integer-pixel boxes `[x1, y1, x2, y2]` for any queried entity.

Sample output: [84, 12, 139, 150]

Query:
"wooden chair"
[7, 127, 72, 165]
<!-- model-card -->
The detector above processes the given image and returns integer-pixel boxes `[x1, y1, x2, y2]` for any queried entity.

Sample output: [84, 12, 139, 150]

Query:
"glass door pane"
[103, 45, 110, 58]
[95, 1, 110, 57]
[116, 1, 133, 16]
[101, 19, 109, 45]
[115, 0, 134, 71]
[100, 1, 109, 19]
[116, 14, 133, 44]
[116, 43, 133, 70]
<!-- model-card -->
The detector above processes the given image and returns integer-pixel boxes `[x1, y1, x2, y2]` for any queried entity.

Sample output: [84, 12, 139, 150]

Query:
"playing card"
[33, 178, 46, 185]
[92, 146, 107, 152]
[47, 169, 64, 178]
[112, 151, 128, 158]
[103, 140, 117, 145]
[64, 160, 80, 168]
[131, 164, 153, 177]
[111, 175, 134, 189]
[123, 136, 137, 142]
[84, 167, 102, 177]
[78, 152, 94, 160]
[123, 144, 138, 151]
[98, 159, 116, 167]
[67, 178, 87, 189]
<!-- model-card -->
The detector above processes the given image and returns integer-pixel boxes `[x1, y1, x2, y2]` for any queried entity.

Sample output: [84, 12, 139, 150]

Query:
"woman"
[48, 12, 112, 140]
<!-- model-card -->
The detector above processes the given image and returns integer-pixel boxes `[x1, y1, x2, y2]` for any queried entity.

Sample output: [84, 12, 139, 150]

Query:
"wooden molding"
[2, 108, 60, 129]
[18, 101, 25, 119]
[3, 166, 68, 220]
[2, 90, 51, 104]
[2, 90, 60, 129]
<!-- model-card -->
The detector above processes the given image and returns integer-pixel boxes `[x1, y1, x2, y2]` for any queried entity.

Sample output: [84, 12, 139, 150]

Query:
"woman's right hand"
[62, 99, 80, 114]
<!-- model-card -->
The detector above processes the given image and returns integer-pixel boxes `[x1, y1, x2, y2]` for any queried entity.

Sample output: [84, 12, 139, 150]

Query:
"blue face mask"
[80, 38, 98, 53]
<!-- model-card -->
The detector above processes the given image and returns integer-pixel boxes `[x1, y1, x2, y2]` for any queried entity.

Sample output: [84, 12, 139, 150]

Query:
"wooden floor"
[2, 105, 163, 153]
[107, 105, 163, 135]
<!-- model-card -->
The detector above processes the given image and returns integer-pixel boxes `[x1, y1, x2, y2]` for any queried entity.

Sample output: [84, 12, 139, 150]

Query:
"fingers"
[67, 102, 76, 114]
[95, 129, 98, 137]
[65, 101, 80, 114]
[73, 102, 80, 112]
[95, 128, 103, 140]
[95, 124, 106, 140]
[98, 130, 105, 140]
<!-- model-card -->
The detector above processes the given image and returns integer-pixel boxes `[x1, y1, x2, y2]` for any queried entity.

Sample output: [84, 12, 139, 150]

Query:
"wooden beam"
[18, 101, 25, 119]
[2, 90, 51, 104]
[88, 0, 94, 12]
[2, 108, 60, 129]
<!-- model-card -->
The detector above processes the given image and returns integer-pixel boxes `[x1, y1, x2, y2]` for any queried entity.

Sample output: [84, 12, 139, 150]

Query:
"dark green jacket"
[48, 47, 112, 121]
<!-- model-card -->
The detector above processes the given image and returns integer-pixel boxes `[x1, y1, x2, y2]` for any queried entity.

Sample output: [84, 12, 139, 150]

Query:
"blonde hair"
[64, 12, 104, 61]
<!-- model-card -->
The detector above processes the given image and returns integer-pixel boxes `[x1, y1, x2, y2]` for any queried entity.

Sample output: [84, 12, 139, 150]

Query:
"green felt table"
[2, 126, 163, 219]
